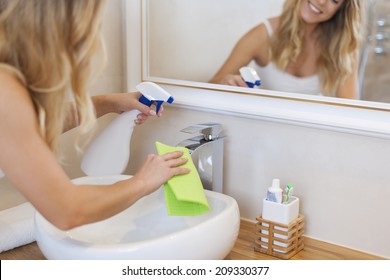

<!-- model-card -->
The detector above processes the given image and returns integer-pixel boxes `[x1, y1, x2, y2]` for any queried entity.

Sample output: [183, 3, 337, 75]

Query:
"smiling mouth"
[308, 1, 322, 14]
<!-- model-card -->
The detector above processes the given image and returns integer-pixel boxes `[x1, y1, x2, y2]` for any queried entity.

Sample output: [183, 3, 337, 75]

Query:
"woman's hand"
[132, 151, 190, 196]
[92, 92, 164, 125]
[219, 74, 248, 87]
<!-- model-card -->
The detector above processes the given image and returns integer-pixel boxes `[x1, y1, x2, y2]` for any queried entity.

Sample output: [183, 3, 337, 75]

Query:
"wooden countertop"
[0, 219, 385, 260]
[225, 219, 385, 260]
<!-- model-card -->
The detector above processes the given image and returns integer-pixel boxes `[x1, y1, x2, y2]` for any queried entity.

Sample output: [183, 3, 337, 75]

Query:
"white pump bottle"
[266, 178, 283, 203]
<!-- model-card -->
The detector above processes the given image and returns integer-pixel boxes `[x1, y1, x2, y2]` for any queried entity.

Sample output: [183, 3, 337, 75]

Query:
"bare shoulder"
[241, 18, 281, 66]
[247, 16, 282, 46]
[0, 68, 32, 108]
[268, 17, 280, 31]
[248, 21, 269, 41]
[0, 68, 37, 130]
[0, 68, 24, 95]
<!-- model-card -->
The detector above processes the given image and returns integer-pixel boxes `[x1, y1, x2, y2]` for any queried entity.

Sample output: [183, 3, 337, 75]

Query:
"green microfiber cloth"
[155, 141, 210, 216]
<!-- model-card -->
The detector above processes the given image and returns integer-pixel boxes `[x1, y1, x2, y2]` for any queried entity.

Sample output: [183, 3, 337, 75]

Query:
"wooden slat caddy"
[254, 214, 305, 259]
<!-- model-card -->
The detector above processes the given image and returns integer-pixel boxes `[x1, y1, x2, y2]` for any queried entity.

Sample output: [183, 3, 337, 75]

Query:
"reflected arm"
[208, 23, 270, 87]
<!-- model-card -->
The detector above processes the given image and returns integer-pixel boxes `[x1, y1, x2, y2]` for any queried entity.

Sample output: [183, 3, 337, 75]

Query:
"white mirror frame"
[124, 0, 390, 139]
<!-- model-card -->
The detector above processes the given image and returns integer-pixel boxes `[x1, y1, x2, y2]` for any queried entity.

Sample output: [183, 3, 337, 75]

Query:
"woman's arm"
[92, 93, 161, 117]
[0, 72, 188, 230]
[63, 93, 159, 132]
[209, 22, 270, 86]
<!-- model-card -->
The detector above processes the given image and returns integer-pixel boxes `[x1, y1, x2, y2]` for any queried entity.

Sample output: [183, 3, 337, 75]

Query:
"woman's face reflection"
[300, 0, 345, 24]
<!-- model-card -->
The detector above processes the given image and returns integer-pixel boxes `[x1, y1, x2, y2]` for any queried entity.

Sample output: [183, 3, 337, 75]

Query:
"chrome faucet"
[177, 123, 224, 193]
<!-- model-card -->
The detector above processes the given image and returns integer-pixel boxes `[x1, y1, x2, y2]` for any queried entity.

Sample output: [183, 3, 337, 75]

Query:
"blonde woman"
[0, 0, 189, 230]
[209, 0, 363, 99]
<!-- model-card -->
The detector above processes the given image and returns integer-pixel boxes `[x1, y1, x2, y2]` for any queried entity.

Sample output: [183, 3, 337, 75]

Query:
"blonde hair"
[271, 0, 363, 95]
[0, 0, 106, 156]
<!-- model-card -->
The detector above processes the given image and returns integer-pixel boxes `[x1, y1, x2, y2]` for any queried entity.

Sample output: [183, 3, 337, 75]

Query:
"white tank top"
[253, 20, 322, 95]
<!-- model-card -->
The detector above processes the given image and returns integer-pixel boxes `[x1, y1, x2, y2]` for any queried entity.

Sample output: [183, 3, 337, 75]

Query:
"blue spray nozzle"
[245, 80, 262, 88]
[136, 82, 174, 114]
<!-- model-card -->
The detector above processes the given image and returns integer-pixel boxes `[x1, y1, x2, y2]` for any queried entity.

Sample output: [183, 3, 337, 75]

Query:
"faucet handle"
[181, 123, 222, 141]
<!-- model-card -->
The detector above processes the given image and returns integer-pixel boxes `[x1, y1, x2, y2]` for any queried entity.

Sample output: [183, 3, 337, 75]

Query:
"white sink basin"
[35, 175, 240, 259]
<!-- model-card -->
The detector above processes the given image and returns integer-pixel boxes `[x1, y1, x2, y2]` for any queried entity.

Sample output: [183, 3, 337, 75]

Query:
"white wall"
[148, 0, 285, 82]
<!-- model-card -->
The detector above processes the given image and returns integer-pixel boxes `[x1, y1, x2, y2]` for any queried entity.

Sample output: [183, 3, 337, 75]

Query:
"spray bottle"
[239, 66, 261, 88]
[81, 82, 174, 176]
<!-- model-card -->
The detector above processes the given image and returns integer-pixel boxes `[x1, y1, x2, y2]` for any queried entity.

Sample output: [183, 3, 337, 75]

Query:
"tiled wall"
[362, 0, 390, 103]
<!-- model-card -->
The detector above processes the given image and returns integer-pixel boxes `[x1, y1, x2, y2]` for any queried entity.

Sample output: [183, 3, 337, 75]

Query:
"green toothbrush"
[284, 183, 293, 204]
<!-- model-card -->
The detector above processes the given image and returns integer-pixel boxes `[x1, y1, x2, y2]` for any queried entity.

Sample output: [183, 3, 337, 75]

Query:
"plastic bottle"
[80, 82, 173, 176]
[266, 178, 283, 203]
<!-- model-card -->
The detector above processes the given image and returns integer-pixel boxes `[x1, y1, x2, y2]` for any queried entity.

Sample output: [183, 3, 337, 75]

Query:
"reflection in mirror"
[145, 0, 390, 104]
[146, 0, 284, 83]
[361, 0, 390, 102]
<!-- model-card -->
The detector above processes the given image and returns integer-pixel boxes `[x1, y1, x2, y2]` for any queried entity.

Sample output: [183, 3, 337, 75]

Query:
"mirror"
[143, 0, 390, 106]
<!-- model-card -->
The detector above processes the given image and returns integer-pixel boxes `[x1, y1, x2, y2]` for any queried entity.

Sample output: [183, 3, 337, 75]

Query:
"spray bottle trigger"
[139, 95, 154, 107]
[138, 97, 163, 114]
[155, 101, 163, 114]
